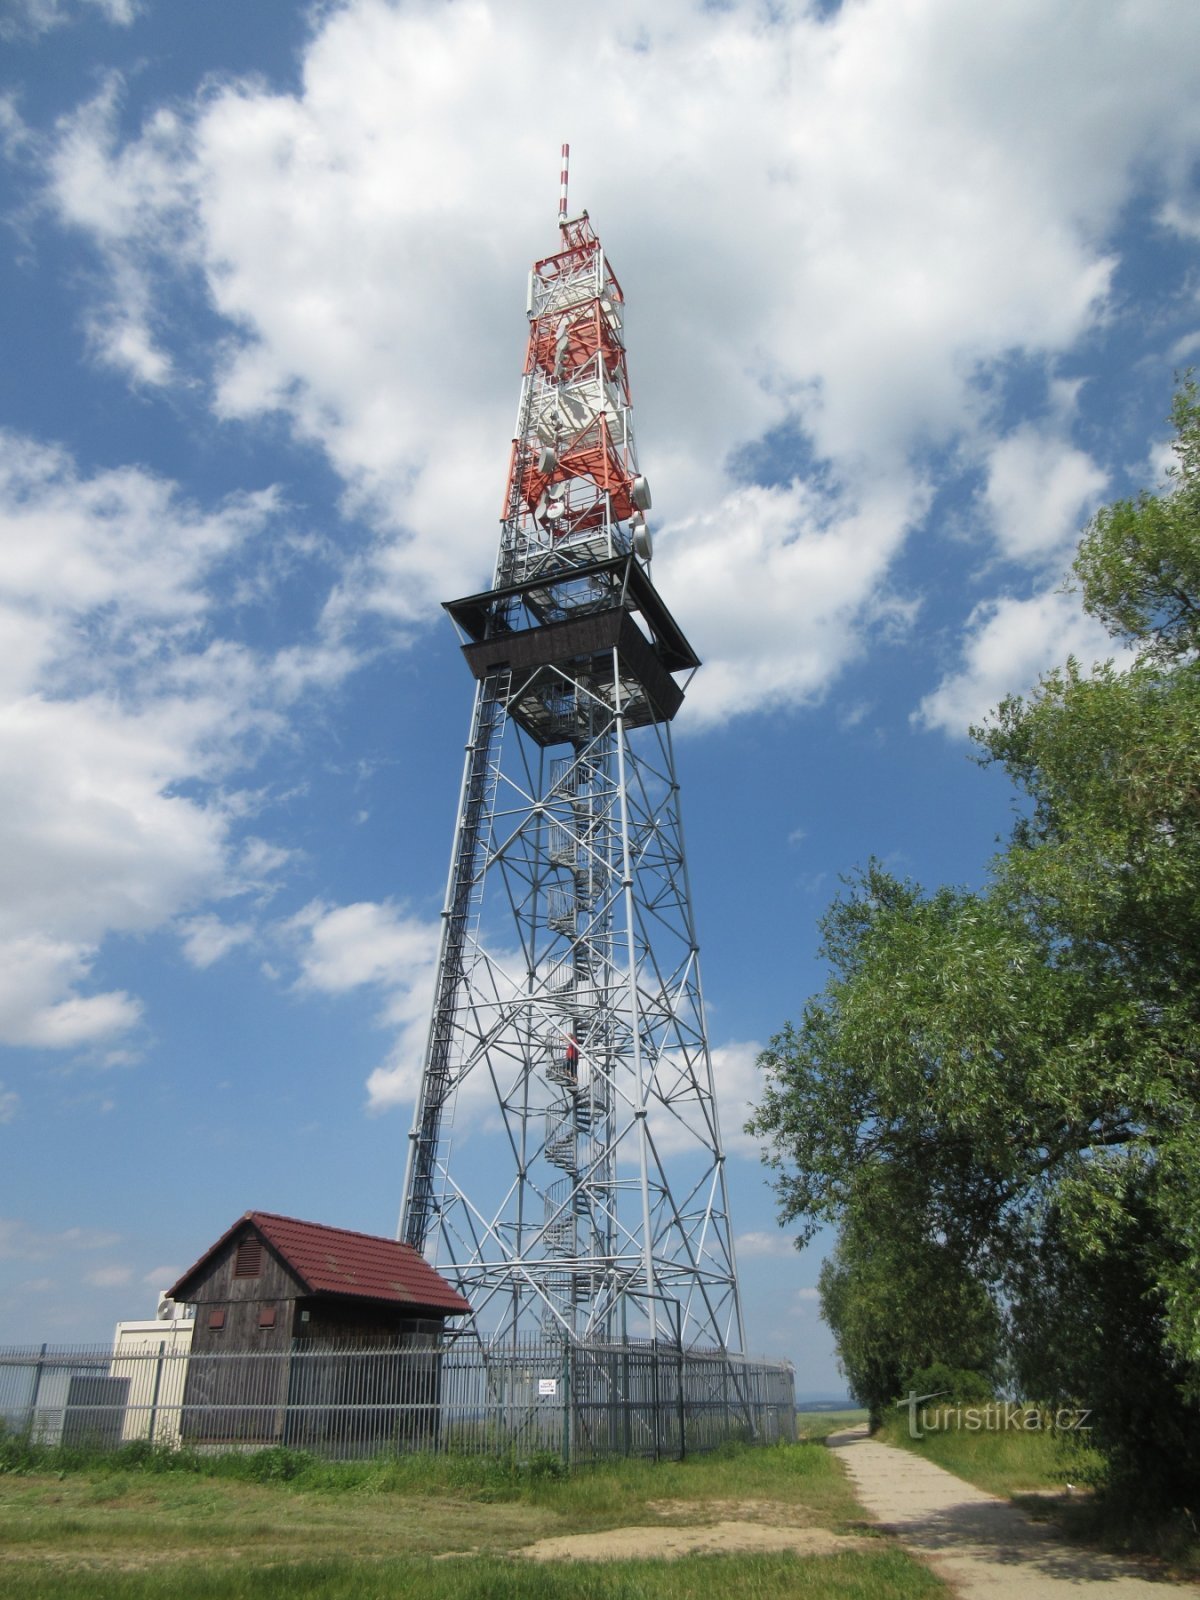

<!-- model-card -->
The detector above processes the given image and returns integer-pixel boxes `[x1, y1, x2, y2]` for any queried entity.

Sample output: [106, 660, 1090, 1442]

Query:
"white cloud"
[283, 899, 441, 1111]
[0, 1218, 122, 1260]
[1161, 196, 1200, 241]
[915, 588, 1128, 738]
[0, 1083, 18, 1123]
[656, 476, 925, 725]
[82, 0, 140, 29]
[177, 915, 254, 970]
[0, 953, 141, 1049]
[711, 1040, 770, 1159]
[282, 898, 765, 1150]
[736, 1230, 799, 1260]
[84, 1263, 134, 1288]
[0, 432, 275, 694]
[0, 430, 356, 1051]
[789, 1286, 822, 1319]
[36, 0, 1200, 718]
[143, 1264, 181, 1286]
[647, 1038, 765, 1160]
[0, 0, 139, 39]
[288, 899, 438, 996]
[981, 426, 1108, 564]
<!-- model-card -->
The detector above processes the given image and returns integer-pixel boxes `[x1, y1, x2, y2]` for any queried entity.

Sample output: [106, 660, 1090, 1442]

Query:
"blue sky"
[1, 0, 1198, 1396]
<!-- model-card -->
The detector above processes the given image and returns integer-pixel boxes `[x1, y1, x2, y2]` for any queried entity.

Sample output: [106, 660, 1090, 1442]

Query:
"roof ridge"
[167, 1211, 469, 1315]
[249, 1211, 402, 1246]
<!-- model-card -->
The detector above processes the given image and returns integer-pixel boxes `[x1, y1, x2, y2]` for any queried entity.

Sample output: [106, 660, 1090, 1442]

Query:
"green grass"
[0, 1437, 948, 1599]
[0, 1550, 944, 1600]
[875, 1408, 1095, 1498]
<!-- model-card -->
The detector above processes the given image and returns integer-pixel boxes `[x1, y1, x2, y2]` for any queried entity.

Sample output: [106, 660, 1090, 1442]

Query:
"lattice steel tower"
[399, 153, 745, 1352]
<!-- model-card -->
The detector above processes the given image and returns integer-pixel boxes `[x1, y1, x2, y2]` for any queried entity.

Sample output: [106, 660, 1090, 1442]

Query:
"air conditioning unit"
[156, 1293, 181, 1321]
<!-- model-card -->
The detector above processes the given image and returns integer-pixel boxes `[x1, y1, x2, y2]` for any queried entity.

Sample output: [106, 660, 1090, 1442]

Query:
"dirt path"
[827, 1425, 1200, 1598]
[518, 1496, 873, 1562]
[520, 1522, 869, 1561]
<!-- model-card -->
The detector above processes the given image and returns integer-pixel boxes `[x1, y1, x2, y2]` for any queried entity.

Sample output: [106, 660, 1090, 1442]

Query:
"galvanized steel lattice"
[398, 185, 746, 1355]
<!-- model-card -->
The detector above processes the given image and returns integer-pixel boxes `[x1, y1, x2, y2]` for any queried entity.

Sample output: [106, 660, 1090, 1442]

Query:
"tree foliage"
[749, 382, 1200, 1505]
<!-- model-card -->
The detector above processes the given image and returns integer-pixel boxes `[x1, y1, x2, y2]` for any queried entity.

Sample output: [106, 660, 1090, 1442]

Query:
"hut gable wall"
[184, 1225, 301, 1355]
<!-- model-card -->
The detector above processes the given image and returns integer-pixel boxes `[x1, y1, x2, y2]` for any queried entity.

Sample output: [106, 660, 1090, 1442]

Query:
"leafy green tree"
[977, 383, 1200, 1369]
[1072, 379, 1200, 662]
[750, 381, 1200, 1503]
[1006, 1161, 1200, 1510]
[818, 1162, 1000, 1426]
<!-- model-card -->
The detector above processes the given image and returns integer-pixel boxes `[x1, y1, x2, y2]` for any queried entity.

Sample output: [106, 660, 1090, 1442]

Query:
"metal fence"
[0, 1338, 794, 1463]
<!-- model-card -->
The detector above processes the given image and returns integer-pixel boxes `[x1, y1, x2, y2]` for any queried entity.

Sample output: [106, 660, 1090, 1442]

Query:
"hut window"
[258, 1304, 277, 1329]
[234, 1237, 263, 1278]
[208, 1308, 226, 1330]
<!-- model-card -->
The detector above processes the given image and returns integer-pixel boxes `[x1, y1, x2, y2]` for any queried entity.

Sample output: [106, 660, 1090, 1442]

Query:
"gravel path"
[827, 1425, 1200, 1598]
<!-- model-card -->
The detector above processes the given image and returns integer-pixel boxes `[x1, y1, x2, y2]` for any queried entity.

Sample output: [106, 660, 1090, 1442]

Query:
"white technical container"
[110, 1303, 194, 1445]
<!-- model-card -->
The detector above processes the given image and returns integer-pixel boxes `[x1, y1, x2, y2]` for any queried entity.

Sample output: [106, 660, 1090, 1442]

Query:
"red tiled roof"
[167, 1211, 470, 1317]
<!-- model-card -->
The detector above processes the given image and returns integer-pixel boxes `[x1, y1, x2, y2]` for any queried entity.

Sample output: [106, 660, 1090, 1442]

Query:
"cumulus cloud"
[5, 0, 1199, 1102]
[283, 899, 441, 1111]
[0, 1083, 18, 1123]
[981, 425, 1108, 564]
[177, 915, 255, 970]
[0, 434, 275, 1048]
[657, 475, 925, 724]
[0, 0, 139, 40]
[736, 1230, 799, 1260]
[915, 588, 1129, 737]
[645, 1038, 765, 1161]
[34, 0, 1200, 719]
[0, 431, 274, 693]
[289, 899, 438, 996]
[0, 429, 359, 1052]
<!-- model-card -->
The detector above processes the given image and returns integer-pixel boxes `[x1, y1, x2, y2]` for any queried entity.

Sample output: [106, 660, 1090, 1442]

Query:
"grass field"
[0, 1435, 945, 1600]
[875, 1408, 1096, 1498]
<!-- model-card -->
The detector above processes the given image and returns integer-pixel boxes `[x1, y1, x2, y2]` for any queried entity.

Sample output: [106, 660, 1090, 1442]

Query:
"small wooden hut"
[167, 1211, 469, 1451]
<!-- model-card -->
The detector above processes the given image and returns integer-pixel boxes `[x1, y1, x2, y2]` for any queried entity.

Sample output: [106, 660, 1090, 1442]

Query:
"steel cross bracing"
[399, 209, 746, 1353]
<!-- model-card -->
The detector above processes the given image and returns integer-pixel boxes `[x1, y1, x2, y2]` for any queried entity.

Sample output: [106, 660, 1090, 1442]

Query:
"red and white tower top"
[497, 155, 651, 591]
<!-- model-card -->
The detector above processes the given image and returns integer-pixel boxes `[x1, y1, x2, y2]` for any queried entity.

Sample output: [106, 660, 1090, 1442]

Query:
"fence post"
[561, 1341, 571, 1468]
[651, 1341, 661, 1462]
[33, 1342, 47, 1436]
[677, 1345, 686, 1460]
[147, 1340, 166, 1445]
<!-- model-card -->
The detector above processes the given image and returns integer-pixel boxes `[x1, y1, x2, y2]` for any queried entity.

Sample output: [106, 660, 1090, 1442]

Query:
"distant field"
[794, 1407, 870, 1441]
[0, 1437, 944, 1600]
